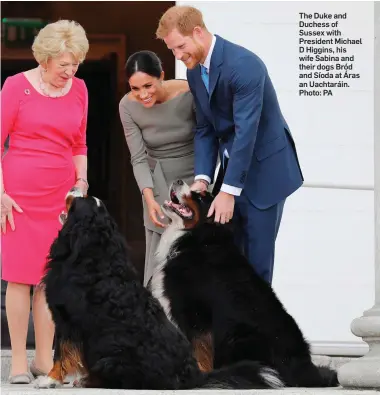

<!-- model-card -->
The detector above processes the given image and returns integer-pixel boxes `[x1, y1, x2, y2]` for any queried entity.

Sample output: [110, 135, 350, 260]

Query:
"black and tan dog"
[149, 179, 339, 388]
[35, 192, 285, 389]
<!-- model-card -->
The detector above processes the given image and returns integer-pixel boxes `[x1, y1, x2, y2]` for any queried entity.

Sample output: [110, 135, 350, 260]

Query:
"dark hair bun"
[125, 50, 163, 79]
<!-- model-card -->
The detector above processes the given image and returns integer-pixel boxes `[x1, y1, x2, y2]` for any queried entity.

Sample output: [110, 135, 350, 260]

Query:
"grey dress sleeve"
[119, 97, 154, 193]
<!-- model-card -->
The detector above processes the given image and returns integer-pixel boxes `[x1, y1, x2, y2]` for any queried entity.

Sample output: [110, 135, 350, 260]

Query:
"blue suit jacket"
[187, 35, 303, 209]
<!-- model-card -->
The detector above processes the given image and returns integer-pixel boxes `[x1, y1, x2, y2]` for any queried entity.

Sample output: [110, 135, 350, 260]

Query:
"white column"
[338, 5, 380, 388]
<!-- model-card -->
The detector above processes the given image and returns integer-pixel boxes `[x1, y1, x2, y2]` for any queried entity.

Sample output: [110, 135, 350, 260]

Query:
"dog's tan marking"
[182, 195, 201, 229]
[192, 332, 214, 373]
[65, 194, 76, 212]
[64, 191, 90, 212]
[47, 341, 86, 383]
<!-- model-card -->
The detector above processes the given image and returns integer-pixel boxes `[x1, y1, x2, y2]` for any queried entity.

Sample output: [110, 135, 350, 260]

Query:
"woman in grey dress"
[119, 51, 195, 286]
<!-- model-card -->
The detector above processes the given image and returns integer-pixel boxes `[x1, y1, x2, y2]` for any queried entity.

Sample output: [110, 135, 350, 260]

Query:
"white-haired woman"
[1, 20, 89, 384]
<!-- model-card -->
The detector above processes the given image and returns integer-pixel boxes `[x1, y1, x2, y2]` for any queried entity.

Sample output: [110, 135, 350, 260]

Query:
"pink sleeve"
[72, 80, 88, 156]
[1, 77, 20, 157]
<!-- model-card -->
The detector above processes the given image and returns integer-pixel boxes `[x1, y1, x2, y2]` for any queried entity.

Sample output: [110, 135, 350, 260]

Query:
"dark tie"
[200, 65, 209, 93]
[212, 157, 229, 197]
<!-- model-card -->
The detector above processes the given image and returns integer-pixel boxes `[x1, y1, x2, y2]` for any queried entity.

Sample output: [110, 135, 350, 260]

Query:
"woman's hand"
[147, 199, 166, 228]
[74, 178, 88, 195]
[1, 193, 23, 234]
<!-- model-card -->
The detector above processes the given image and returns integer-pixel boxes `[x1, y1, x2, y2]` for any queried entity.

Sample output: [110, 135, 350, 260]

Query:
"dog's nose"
[175, 180, 184, 186]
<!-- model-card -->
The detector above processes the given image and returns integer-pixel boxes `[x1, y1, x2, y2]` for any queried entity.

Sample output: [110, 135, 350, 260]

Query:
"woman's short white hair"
[32, 20, 89, 65]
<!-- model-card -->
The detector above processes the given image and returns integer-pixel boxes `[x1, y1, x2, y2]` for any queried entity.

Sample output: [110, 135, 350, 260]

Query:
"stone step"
[0, 349, 353, 382]
[2, 350, 377, 394]
[2, 350, 37, 383]
[1, 349, 76, 386]
[1, 384, 379, 395]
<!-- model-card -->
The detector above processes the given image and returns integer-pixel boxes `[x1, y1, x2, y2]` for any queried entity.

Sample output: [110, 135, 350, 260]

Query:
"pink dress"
[1, 72, 88, 285]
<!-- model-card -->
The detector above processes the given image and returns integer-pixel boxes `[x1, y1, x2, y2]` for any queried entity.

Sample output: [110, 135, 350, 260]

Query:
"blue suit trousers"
[232, 194, 285, 284]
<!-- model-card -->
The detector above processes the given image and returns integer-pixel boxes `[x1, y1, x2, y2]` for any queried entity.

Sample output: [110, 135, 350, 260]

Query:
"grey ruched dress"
[119, 91, 195, 285]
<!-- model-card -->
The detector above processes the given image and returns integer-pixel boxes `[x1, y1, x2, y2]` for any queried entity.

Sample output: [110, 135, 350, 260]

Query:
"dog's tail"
[285, 360, 339, 388]
[199, 361, 285, 389]
[315, 365, 339, 387]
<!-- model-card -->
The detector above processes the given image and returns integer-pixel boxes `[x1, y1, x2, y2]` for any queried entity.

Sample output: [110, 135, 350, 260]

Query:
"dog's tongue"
[165, 200, 192, 218]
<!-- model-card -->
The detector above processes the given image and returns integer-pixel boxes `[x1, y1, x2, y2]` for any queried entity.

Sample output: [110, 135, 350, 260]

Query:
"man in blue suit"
[156, 6, 303, 284]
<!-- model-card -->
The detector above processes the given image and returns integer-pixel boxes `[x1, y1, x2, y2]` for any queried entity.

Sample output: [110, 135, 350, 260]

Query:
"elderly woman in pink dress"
[1, 20, 89, 384]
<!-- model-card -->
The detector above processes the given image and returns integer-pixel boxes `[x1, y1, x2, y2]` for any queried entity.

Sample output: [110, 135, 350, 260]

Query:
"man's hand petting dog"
[190, 180, 208, 193]
[207, 191, 234, 224]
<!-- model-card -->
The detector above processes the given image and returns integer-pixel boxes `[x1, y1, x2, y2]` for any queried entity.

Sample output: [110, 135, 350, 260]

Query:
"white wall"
[176, 1, 375, 355]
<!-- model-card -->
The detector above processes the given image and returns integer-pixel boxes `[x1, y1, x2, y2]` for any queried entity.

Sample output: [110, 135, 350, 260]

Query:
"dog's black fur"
[149, 180, 339, 388]
[40, 195, 284, 389]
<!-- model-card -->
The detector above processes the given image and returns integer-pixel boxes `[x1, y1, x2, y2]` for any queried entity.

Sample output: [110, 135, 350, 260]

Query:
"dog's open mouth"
[164, 190, 193, 219]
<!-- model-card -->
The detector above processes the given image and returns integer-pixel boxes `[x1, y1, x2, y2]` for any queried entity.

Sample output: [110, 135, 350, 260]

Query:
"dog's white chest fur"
[150, 222, 183, 325]
[155, 224, 182, 264]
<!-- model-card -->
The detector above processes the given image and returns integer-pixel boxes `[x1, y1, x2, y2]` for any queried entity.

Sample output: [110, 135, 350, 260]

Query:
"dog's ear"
[205, 213, 215, 224]
[207, 188, 216, 199]
[198, 189, 215, 199]
[223, 221, 235, 233]
[204, 214, 235, 232]
[65, 188, 85, 211]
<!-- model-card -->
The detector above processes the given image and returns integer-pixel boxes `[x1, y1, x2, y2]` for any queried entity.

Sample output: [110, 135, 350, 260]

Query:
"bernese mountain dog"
[35, 191, 285, 390]
[149, 179, 339, 388]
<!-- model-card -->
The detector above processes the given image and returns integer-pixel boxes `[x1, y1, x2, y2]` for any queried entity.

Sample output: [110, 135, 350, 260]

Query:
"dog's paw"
[72, 377, 89, 388]
[72, 378, 82, 387]
[34, 375, 63, 389]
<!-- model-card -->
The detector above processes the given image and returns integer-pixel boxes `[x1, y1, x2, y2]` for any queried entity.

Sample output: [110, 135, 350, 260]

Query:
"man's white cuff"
[220, 183, 242, 196]
[195, 175, 212, 184]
